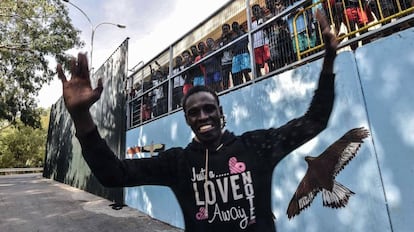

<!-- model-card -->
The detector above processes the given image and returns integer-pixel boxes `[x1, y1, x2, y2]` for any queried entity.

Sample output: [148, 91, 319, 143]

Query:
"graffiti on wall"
[44, 39, 129, 203]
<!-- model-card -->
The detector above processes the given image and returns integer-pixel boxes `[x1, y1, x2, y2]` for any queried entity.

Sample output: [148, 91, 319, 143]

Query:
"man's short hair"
[182, 86, 220, 113]
[182, 50, 191, 56]
[252, 4, 261, 10]
[222, 23, 230, 30]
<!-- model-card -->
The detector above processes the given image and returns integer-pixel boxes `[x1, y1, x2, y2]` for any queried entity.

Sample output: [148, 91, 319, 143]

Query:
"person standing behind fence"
[231, 21, 252, 86]
[190, 45, 199, 63]
[252, 4, 271, 77]
[182, 50, 193, 95]
[204, 38, 223, 92]
[265, 0, 288, 72]
[265, 0, 286, 17]
[270, 19, 296, 70]
[219, 23, 234, 90]
[141, 93, 152, 122]
[172, 55, 185, 109]
[149, 64, 166, 117]
[193, 42, 206, 87]
[341, 0, 374, 50]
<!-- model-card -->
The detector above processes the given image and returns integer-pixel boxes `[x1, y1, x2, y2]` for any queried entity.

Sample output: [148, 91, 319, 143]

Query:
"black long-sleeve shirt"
[78, 73, 335, 232]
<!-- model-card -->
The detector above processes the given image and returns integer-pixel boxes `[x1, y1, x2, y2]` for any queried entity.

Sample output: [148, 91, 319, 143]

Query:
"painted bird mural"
[286, 127, 370, 219]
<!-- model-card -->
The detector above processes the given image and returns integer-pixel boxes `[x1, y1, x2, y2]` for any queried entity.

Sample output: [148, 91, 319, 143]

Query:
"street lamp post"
[90, 22, 126, 72]
[62, 0, 126, 72]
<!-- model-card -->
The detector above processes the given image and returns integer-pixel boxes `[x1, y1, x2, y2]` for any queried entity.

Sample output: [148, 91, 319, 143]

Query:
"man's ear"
[219, 106, 227, 129]
[185, 118, 191, 126]
[184, 111, 190, 126]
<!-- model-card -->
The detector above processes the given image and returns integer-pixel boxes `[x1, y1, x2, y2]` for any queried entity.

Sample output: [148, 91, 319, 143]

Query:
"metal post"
[62, 1, 125, 73]
[245, 0, 258, 80]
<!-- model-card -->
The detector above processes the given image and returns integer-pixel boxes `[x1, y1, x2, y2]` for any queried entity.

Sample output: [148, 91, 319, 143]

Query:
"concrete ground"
[0, 173, 183, 232]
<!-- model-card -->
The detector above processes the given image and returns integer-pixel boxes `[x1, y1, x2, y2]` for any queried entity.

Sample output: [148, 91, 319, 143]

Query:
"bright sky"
[37, 0, 228, 108]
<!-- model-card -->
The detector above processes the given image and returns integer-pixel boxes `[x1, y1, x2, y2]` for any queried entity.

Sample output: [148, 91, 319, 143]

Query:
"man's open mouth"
[199, 124, 213, 133]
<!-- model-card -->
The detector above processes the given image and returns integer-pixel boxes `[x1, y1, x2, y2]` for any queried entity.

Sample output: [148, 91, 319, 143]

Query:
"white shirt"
[252, 19, 269, 48]
[172, 65, 185, 88]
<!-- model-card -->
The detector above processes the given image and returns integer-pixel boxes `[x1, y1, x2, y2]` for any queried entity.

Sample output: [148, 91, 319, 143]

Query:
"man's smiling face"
[184, 91, 222, 145]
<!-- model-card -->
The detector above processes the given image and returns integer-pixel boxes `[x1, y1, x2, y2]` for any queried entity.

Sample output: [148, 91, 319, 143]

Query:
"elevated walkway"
[0, 174, 182, 232]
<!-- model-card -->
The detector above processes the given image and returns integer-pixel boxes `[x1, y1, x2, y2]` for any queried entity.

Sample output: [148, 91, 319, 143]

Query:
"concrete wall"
[124, 28, 414, 231]
[44, 39, 128, 203]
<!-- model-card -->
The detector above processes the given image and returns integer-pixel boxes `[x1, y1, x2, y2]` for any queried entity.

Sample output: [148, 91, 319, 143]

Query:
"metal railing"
[126, 0, 413, 129]
[0, 168, 43, 175]
[292, 0, 414, 59]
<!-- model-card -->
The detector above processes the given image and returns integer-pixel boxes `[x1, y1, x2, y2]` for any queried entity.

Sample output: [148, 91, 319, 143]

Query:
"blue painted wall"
[125, 28, 414, 231]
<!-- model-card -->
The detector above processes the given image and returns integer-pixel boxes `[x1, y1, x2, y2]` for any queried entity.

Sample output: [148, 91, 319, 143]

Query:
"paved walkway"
[0, 173, 183, 232]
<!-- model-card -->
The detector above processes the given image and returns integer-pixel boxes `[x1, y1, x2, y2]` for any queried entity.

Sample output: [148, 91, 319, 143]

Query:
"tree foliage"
[0, 108, 50, 168]
[0, 0, 83, 128]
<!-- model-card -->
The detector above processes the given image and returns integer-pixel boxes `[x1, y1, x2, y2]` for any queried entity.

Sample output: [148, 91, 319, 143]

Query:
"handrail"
[126, 0, 414, 129]
[0, 168, 43, 175]
[292, 0, 414, 60]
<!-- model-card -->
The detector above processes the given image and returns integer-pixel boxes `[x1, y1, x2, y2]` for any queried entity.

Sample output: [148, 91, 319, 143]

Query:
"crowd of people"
[174, 1, 299, 94]
[129, 1, 301, 123]
[166, 21, 252, 97]
[128, 0, 413, 124]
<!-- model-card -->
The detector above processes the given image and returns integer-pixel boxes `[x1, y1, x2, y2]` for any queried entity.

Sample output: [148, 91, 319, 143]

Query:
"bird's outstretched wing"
[287, 127, 369, 219]
[322, 180, 355, 208]
[318, 127, 370, 177]
[287, 170, 321, 219]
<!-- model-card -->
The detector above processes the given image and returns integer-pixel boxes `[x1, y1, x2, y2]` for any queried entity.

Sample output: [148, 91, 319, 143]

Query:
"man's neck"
[194, 135, 224, 151]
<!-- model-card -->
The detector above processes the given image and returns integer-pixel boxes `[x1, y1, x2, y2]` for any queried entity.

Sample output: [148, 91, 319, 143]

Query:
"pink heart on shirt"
[196, 207, 208, 220]
[229, 157, 246, 174]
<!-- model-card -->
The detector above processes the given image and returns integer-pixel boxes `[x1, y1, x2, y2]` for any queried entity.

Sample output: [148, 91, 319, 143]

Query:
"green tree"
[0, 108, 50, 168]
[0, 0, 83, 128]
